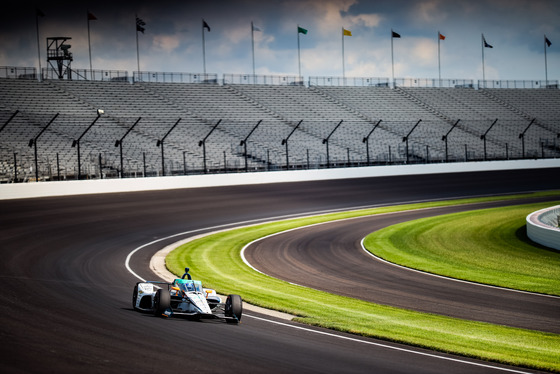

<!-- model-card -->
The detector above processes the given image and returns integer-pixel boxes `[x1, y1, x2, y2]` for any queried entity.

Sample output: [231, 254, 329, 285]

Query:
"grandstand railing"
[2, 66, 559, 90]
[309, 76, 390, 87]
[479, 80, 559, 89]
[134, 71, 218, 84]
[223, 74, 303, 85]
[41, 67, 129, 82]
[0, 66, 38, 79]
[395, 78, 475, 88]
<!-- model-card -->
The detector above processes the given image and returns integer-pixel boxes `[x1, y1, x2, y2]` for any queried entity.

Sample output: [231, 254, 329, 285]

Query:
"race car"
[132, 267, 242, 323]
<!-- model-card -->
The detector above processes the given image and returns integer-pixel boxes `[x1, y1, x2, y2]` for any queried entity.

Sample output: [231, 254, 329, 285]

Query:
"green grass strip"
[363, 201, 560, 296]
[166, 191, 560, 372]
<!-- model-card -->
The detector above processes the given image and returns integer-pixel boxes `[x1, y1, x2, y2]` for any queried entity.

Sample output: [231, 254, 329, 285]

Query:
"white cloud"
[152, 34, 181, 53]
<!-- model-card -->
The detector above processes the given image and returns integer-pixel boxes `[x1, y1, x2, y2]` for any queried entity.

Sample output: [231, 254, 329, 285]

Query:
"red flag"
[439, 32, 446, 40]
[88, 12, 97, 21]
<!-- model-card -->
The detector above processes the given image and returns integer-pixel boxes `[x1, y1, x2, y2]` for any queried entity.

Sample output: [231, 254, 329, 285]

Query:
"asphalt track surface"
[244, 199, 560, 334]
[1, 168, 559, 374]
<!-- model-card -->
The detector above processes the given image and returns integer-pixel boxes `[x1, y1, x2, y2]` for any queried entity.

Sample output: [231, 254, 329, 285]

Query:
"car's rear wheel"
[153, 288, 171, 317]
[225, 294, 242, 323]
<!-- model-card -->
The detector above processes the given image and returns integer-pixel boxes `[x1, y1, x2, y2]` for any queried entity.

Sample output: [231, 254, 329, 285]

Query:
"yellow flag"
[343, 28, 352, 36]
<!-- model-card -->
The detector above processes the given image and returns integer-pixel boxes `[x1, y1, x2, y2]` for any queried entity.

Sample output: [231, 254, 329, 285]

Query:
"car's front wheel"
[153, 288, 171, 317]
[132, 284, 139, 311]
[225, 294, 242, 323]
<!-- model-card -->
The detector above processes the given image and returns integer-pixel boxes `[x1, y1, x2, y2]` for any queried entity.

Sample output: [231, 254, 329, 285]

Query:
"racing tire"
[153, 288, 171, 317]
[225, 294, 242, 323]
[132, 284, 139, 311]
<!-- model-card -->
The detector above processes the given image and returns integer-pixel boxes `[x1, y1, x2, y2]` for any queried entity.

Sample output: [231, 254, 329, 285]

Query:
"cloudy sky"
[0, 0, 558, 82]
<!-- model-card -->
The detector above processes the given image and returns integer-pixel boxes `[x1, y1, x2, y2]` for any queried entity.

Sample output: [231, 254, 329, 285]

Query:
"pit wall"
[527, 205, 560, 251]
[1, 159, 559, 201]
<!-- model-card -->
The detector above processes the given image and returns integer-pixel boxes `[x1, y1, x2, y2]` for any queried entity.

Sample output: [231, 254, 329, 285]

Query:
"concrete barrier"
[526, 205, 560, 251]
[1, 159, 559, 200]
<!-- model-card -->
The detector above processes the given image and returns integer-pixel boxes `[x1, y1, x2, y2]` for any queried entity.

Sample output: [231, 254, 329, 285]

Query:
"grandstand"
[0, 67, 558, 182]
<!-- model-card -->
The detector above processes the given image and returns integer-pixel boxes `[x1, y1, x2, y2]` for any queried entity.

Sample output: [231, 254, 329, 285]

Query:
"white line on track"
[125, 194, 551, 374]
[243, 314, 535, 374]
[360, 238, 560, 299]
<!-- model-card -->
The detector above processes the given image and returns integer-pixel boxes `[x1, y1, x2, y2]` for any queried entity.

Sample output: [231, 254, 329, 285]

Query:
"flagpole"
[297, 25, 301, 79]
[481, 33, 485, 84]
[342, 28, 345, 80]
[438, 31, 441, 83]
[251, 21, 256, 79]
[35, 10, 42, 81]
[544, 35, 548, 85]
[136, 15, 140, 74]
[202, 19, 207, 76]
[391, 29, 395, 88]
[87, 10, 93, 75]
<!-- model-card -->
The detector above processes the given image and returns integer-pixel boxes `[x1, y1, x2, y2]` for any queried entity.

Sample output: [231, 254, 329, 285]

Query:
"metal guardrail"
[0, 66, 38, 79]
[223, 74, 303, 85]
[395, 78, 474, 88]
[309, 76, 390, 87]
[1, 66, 558, 89]
[479, 80, 559, 89]
[134, 71, 218, 84]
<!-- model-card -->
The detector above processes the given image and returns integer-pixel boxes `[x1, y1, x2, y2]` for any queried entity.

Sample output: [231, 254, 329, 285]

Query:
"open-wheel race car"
[132, 268, 242, 323]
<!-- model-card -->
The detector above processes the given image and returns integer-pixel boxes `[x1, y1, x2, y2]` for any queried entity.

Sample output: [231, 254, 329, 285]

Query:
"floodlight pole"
[0, 110, 19, 134]
[519, 118, 536, 159]
[115, 117, 141, 178]
[73, 111, 103, 179]
[480, 118, 498, 161]
[198, 119, 221, 174]
[322, 120, 343, 168]
[402, 119, 422, 164]
[29, 112, 59, 182]
[362, 119, 382, 165]
[240, 120, 262, 172]
[441, 119, 460, 162]
[281, 119, 303, 169]
[157, 118, 182, 176]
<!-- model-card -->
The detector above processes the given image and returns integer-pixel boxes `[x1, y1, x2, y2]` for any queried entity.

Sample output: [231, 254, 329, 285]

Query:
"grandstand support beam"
[13, 152, 18, 183]
[442, 119, 461, 163]
[323, 120, 343, 168]
[481, 118, 498, 161]
[240, 120, 262, 172]
[0, 110, 19, 134]
[519, 118, 536, 159]
[157, 118, 182, 177]
[115, 117, 141, 179]
[402, 119, 422, 164]
[282, 120, 303, 169]
[362, 119, 382, 166]
[29, 113, 59, 182]
[73, 111, 103, 180]
[199, 119, 221, 174]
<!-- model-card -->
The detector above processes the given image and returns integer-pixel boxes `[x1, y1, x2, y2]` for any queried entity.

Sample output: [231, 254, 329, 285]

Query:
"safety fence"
[3, 66, 558, 89]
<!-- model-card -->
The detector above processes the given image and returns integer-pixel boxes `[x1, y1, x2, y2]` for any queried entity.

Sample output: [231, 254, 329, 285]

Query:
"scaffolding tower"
[46, 37, 73, 79]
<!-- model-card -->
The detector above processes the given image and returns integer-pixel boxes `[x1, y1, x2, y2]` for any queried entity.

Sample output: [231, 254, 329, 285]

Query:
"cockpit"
[172, 279, 204, 295]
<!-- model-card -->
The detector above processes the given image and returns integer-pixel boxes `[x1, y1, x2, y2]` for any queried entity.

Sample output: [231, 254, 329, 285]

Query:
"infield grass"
[166, 191, 560, 372]
[363, 201, 560, 295]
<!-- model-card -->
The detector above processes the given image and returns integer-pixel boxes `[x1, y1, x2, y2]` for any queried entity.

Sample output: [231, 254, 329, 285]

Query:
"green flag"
[298, 26, 308, 35]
